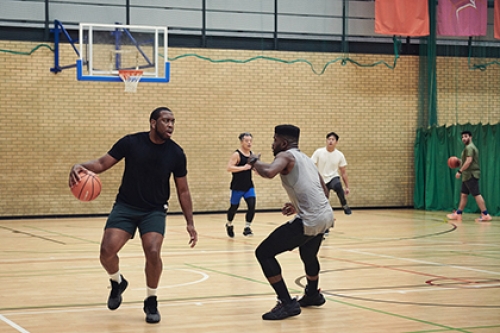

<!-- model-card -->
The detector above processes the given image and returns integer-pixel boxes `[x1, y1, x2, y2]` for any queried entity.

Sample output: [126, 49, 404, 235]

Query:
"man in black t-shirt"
[69, 107, 197, 324]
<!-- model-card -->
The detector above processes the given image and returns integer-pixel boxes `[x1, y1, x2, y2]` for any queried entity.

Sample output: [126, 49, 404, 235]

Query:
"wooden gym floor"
[0, 209, 499, 333]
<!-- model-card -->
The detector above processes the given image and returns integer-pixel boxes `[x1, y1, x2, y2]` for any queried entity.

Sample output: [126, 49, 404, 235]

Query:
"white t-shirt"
[311, 147, 347, 184]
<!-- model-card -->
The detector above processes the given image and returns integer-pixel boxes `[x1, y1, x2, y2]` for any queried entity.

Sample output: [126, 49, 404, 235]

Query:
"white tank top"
[280, 148, 335, 235]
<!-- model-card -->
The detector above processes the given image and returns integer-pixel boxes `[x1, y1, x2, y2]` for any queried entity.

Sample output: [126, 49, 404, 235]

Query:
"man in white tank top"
[249, 125, 334, 321]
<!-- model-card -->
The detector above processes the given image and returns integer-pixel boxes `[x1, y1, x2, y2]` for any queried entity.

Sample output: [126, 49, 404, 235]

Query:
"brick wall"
[1, 40, 495, 217]
[437, 56, 500, 125]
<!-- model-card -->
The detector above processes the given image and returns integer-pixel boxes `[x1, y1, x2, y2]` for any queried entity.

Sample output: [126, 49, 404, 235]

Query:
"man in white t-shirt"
[311, 132, 351, 215]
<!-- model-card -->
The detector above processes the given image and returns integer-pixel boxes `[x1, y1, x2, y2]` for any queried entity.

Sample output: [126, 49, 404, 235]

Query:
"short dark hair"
[238, 132, 252, 141]
[150, 106, 172, 121]
[326, 132, 339, 140]
[461, 130, 472, 137]
[275, 125, 300, 141]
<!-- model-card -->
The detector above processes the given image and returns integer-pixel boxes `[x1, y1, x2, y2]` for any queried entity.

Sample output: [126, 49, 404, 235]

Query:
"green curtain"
[414, 123, 500, 216]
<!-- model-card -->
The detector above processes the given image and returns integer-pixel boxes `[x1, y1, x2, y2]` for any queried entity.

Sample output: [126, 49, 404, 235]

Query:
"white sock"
[147, 287, 157, 297]
[226, 221, 233, 226]
[245, 222, 251, 228]
[109, 271, 121, 283]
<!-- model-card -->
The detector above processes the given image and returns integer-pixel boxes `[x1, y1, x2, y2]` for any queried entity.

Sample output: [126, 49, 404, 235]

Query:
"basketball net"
[118, 69, 143, 93]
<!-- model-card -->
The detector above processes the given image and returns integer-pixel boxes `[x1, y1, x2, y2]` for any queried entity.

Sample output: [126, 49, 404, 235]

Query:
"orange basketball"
[70, 171, 102, 201]
[447, 156, 461, 169]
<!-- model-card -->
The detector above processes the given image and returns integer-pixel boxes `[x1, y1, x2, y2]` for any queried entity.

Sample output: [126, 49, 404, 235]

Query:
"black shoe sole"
[145, 314, 161, 324]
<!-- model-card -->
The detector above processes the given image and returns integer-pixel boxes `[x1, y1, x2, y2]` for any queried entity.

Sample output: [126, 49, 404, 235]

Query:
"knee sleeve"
[255, 242, 281, 278]
[299, 235, 323, 276]
[303, 257, 320, 277]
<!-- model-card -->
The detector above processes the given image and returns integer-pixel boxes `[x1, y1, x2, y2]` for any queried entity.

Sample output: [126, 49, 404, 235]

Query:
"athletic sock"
[306, 278, 319, 295]
[147, 287, 157, 297]
[270, 279, 292, 304]
[245, 222, 251, 228]
[456, 210, 463, 214]
[109, 271, 122, 283]
[482, 210, 488, 215]
[226, 221, 233, 226]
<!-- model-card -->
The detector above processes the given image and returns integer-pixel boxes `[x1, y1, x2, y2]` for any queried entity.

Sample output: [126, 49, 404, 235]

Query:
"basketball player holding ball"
[446, 130, 492, 222]
[68, 106, 198, 324]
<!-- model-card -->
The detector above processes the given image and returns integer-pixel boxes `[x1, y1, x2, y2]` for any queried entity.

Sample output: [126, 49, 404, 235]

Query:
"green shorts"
[105, 202, 167, 238]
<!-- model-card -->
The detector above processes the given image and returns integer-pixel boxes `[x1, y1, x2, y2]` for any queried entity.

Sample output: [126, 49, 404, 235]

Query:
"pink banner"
[437, 0, 487, 36]
[495, 0, 500, 39]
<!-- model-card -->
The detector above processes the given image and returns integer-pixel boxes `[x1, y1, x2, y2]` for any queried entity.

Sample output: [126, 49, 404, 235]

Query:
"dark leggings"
[255, 218, 323, 278]
[327, 176, 347, 206]
[227, 196, 256, 223]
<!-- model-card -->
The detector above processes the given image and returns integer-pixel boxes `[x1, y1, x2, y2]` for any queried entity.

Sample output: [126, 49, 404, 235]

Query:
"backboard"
[77, 23, 169, 82]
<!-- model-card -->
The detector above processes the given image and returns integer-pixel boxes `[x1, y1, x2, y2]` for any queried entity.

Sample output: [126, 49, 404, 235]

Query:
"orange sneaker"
[475, 214, 492, 222]
[446, 212, 462, 221]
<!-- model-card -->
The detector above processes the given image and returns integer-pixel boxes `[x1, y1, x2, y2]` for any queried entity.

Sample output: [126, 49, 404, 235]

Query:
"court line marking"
[0, 225, 66, 245]
[0, 314, 30, 333]
[333, 282, 500, 296]
[1, 264, 476, 333]
[131, 269, 209, 290]
[184, 264, 475, 333]
[0, 250, 255, 264]
[342, 249, 500, 276]
[1, 296, 277, 316]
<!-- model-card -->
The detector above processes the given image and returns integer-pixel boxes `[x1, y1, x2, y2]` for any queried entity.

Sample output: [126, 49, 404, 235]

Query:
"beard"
[156, 128, 171, 141]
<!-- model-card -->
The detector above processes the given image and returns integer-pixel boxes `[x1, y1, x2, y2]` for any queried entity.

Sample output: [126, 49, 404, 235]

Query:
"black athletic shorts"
[461, 176, 481, 197]
[105, 202, 167, 238]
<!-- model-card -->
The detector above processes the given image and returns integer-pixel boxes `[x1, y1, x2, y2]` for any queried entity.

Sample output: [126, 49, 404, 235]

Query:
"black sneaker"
[343, 205, 352, 215]
[226, 224, 234, 238]
[262, 298, 301, 320]
[107, 275, 128, 310]
[243, 227, 253, 237]
[143, 296, 161, 324]
[298, 289, 326, 307]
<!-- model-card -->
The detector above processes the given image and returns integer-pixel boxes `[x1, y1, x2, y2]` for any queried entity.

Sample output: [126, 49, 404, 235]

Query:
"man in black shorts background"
[446, 130, 492, 222]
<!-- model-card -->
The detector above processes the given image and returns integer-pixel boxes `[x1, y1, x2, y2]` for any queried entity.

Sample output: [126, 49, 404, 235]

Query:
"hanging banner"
[495, 0, 500, 39]
[375, 0, 429, 37]
[437, 0, 487, 36]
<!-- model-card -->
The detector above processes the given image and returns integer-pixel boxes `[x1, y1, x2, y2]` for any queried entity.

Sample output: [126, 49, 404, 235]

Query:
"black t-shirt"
[108, 132, 187, 211]
[230, 150, 254, 191]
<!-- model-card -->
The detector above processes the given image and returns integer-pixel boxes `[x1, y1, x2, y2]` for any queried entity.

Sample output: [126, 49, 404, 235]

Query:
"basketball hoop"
[118, 69, 143, 93]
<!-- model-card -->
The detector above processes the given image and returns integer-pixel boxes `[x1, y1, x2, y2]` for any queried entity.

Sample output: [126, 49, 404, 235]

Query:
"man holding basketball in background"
[226, 132, 256, 237]
[446, 130, 492, 222]
[69, 106, 198, 324]
[249, 125, 334, 320]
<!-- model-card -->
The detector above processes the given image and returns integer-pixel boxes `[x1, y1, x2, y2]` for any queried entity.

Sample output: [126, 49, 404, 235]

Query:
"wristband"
[458, 170, 462, 174]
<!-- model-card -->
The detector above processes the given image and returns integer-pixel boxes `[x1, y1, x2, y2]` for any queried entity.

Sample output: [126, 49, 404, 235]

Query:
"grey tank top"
[280, 148, 335, 236]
